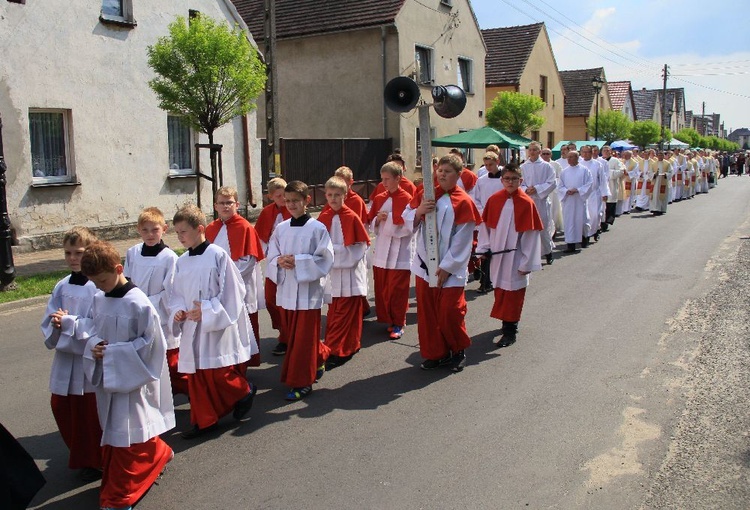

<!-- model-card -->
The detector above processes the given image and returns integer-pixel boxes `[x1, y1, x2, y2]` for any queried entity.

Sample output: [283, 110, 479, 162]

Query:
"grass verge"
[0, 270, 71, 304]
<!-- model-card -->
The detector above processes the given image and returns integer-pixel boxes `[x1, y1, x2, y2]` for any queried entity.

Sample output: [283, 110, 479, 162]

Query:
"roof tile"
[559, 67, 604, 117]
[482, 23, 543, 86]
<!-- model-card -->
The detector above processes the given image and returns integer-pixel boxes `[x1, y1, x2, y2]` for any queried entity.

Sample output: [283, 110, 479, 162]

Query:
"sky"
[469, 0, 750, 133]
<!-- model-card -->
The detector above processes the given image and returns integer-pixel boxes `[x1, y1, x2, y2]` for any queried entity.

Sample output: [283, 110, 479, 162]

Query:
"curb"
[0, 295, 50, 314]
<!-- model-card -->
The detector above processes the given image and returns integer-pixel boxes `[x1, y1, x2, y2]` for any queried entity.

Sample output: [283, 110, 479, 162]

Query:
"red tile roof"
[607, 81, 631, 112]
[231, 0, 406, 41]
[482, 23, 543, 86]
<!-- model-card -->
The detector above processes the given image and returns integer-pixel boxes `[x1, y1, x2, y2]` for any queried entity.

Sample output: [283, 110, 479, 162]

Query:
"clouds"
[471, 0, 750, 130]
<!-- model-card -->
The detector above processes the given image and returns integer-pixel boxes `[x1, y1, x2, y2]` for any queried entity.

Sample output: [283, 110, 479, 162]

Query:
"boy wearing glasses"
[477, 164, 543, 349]
[206, 187, 265, 370]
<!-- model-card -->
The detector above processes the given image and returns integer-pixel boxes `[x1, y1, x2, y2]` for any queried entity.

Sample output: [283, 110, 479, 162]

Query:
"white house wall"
[0, 0, 263, 248]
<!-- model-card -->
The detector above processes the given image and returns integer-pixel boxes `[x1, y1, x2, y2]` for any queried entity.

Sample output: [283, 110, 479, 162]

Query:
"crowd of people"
[38, 140, 726, 509]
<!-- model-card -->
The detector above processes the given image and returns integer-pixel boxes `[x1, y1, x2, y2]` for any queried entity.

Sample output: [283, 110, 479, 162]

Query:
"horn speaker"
[384, 76, 420, 113]
[431, 85, 466, 119]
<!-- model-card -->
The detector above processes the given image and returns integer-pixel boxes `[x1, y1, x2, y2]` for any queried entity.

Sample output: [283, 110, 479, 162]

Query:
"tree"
[485, 91, 545, 136]
[586, 110, 632, 143]
[674, 127, 701, 148]
[629, 120, 662, 148]
[147, 14, 266, 200]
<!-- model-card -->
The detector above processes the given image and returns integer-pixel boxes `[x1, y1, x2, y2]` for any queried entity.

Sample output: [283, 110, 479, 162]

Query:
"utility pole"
[0, 114, 17, 291]
[701, 101, 706, 136]
[264, 0, 280, 177]
[660, 64, 668, 148]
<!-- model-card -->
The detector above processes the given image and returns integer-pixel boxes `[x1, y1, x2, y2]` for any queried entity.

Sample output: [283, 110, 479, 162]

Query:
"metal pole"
[594, 88, 600, 140]
[660, 64, 668, 149]
[0, 115, 17, 290]
[418, 105, 439, 287]
[264, 0, 280, 177]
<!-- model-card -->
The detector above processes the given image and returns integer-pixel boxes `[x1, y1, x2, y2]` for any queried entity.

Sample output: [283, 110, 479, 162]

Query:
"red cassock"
[50, 393, 103, 469]
[100, 436, 172, 508]
[166, 348, 189, 396]
[206, 214, 265, 368]
[187, 366, 250, 429]
[279, 309, 330, 388]
[255, 204, 292, 343]
[482, 188, 542, 322]
[368, 188, 413, 327]
[318, 205, 371, 358]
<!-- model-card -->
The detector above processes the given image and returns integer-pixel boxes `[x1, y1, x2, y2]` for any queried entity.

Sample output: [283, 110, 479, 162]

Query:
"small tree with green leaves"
[586, 110, 632, 143]
[147, 14, 266, 201]
[486, 91, 545, 136]
[629, 120, 662, 149]
[674, 127, 701, 148]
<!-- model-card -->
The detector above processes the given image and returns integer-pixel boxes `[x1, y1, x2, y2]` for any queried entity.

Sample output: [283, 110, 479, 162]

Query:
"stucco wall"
[564, 116, 589, 141]
[395, 0, 486, 175]
[0, 0, 263, 247]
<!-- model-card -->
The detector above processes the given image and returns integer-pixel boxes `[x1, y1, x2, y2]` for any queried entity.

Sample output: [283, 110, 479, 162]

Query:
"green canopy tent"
[550, 140, 606, 160]
[431, 126, 532, 149]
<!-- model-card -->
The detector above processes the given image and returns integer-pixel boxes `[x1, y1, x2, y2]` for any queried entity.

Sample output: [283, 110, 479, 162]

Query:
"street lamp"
[591, 76, 605, 140]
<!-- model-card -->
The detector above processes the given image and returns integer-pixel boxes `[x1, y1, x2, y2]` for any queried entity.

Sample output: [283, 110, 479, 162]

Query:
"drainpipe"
[242, 114, 256, 210]
[381, 25, 388, 139]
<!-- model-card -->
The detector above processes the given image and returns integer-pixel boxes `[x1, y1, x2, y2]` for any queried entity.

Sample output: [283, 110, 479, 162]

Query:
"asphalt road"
[2, 177, 749, 510]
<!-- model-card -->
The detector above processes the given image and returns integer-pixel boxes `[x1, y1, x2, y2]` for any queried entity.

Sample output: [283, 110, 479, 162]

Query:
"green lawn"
[0, 270, 71, 304]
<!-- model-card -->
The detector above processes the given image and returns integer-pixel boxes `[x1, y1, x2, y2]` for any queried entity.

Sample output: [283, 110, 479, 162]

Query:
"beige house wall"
[516, 34, 564, 147]
[485, 85, 517, 111]
[0, 0, 262, 247]
[395, 0, 486, 175]
[564, 117, 589, 141]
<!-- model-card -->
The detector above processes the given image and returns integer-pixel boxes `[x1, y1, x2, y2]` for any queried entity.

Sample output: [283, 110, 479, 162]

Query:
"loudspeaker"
[384, 76, 420, 113]
[432, 85, 466, 119]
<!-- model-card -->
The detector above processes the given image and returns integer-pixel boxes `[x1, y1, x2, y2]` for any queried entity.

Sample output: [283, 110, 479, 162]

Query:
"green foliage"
[147, 15, 266, 140]
[629, 120, 662, 148]
[586, 110, 632, 143]
[674, 127, 701, 147]
[485, 91, 545, 136]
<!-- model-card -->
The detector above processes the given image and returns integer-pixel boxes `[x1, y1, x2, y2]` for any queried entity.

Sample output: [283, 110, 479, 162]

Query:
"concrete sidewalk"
[10, 231, 182, 278]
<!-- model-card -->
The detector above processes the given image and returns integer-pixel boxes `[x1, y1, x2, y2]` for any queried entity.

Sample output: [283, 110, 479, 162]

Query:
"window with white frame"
[29, 110, 73, 183]
[100, 0, 135, 25]
[457, 57, 473, 93]
[168, 115, 194, 175]
[415, 45, 433, 84]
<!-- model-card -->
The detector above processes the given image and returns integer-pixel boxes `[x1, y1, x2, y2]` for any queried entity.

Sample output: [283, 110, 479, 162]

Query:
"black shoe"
[420, 355, 452, 370]
[581, 237, 590, 248]
[495, 334, 517, 348]
[233, 383, 257, 420]
[79, 467, 102, 483]
[271, 342, 287, 356]
[593, 231, 600, 242]
[545, 253, 553, 265]
[447, 350, 466, 372]
[564, 244, 578, 253]
[476, 285, 492, 294]
[600, 223, 609, 232]
[181, 423, 218, 440]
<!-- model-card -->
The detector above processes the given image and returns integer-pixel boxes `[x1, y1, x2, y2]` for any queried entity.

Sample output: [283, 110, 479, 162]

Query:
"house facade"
[0, 0, 263, 249]
[482, 22, 564, 149]
[607, 81, 636, 121]
[559, 67, 612, 141]
[233, 0, 486, 177]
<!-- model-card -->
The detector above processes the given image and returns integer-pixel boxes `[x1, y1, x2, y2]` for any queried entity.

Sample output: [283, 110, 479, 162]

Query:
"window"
[457, 57, 473, 93]
[531, 130, 540, 142]
[168, 116, 194, 175]
[415, 126, 436, 169]
[547, 131, 555, 150]
[100, 0, 136, 26]
[540, 75, 548, 103]
[415, 46, 433, 84]
[29, 110, 73, 183]
[440, 0, 453, 6]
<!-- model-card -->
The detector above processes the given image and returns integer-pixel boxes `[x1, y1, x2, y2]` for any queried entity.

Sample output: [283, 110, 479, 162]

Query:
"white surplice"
[520, 158, 557, 255]
[557, 164, 594, 244]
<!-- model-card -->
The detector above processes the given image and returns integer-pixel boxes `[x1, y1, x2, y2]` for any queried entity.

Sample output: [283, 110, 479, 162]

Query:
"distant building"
[559, 67, 612, 141]
[482, 22, 564, 148]
[607, 81, 636, 121]
[728, 128, 750, 149]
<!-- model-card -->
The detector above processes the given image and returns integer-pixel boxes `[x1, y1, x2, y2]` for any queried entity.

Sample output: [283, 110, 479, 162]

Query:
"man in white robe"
[541, 148, 564, 235]
[558, 151, 594, 252]
[601, 145, 623, 228]
[520, 141, 557, 264]
[650, 151, 673, 215]
[578, 145, 607, 243]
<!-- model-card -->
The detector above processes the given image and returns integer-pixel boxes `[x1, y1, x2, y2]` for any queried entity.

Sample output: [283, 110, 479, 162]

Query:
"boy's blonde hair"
[486, 144, 501, 154]
[380, 161, 403, 178]
[63, 226, 97, 248]
[324, 176, 348, 194]
[215, 186, 239, 203]
[173, 204, 206, 228]
[137, 207, 166, 227]
[438, 154, 463, 173]
[334, 166, 354, 182]
[483, 152, 499, 162]
[81, 241, 121, 276]
[267, 177, 288, 194]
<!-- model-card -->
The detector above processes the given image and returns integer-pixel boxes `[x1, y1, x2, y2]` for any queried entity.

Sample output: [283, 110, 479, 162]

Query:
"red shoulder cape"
[460, 168, 478, 192]
[367, 187, 412, 226]
[410, 186, 482, 226]
[318, 204, 371, 246]
[368, 176, 417, 202]
[205, 214, 265, 261]
[482, 188, 543, 232]
[254, 203, 291, 244]
[344, 189, 369, 225]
